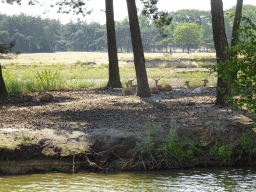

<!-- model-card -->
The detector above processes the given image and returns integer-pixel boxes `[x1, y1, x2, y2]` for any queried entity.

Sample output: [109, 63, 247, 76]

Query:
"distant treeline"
[0, 5, 255, 53]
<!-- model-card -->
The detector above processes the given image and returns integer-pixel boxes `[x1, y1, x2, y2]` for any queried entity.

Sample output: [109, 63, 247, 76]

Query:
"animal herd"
[37, 78, 213, 102]
[122, 78, 212, 95]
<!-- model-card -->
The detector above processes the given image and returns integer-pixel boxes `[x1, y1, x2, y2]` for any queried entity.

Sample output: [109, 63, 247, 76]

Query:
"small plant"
[99, 63, 109, 68]
[79, 143, 85, 153]
[19, 131, 36, 144]
[62, 147, 72, 156]
[210, 117, 233, 164]
[128, 132, 135, 138]
[9, 62, 16, 66]
[197, 62, 204, 68]
[236, 131, 256, 164]
[136, 120, 203, 162]
[31, 63, 38, 67]
[35, 69, 60, 89]
[144, 122, 161, 137]
[74, 60, 83, 65]
[157, 127, 201, 161]
[144, 129, 155, 154]
[135, 122, 158, 154]
[159, 63, 168, 68]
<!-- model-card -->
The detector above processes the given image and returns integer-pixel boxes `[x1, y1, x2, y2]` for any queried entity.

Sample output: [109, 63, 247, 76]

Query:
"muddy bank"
[0, 85, 256, 175]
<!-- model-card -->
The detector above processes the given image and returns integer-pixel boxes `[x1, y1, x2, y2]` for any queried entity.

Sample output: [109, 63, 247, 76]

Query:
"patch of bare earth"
[0, 79, 255, 173]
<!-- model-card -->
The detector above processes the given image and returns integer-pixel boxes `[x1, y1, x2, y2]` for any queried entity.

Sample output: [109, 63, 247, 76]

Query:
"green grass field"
[0, 52, 218, 94]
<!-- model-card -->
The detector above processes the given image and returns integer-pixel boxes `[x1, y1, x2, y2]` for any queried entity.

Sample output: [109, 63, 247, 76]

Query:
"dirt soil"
[0, 75, 256, 174]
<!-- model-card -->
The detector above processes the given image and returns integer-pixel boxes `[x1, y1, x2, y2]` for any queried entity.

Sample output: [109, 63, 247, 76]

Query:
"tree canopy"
[1, 5, 256, 53]
[174, 23, 200, 53]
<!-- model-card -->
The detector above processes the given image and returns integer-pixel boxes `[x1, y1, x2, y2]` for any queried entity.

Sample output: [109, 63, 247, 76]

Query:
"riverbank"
[1, 85, 256, 175]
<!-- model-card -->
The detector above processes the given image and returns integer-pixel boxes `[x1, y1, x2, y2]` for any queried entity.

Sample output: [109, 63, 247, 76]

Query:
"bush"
[214, 16, 256, 125]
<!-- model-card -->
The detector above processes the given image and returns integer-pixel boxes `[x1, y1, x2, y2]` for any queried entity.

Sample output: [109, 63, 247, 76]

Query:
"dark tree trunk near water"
[0, 64, 8, 98]
[211, 0, 243, 105]
[126, 0, 151, 97]
[211, 0, 231, 105]
[105, 0, 122, 88]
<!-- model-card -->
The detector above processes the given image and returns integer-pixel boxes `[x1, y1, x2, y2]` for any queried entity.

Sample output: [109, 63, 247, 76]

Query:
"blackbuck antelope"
[122, 82, 133, 95]
[185, 79, 209, 93]
[153, 78, 173, 91]
[127, 79, 138, 92]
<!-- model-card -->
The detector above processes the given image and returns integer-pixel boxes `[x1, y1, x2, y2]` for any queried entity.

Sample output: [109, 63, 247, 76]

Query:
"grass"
[0, 137, 19, 149]
[1, 52, 218, 94]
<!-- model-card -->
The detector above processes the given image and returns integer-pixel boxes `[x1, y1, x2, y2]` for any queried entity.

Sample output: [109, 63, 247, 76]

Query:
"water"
[0, 167, 256, 192]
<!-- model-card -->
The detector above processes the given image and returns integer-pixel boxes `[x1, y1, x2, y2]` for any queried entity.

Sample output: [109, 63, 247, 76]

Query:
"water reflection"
[0, 167, 256, 191]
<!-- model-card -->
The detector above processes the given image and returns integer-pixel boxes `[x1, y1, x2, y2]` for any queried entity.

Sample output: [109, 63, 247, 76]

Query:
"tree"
[115, 18, 132, 52]
[2, 0, 122, 89]
[200, 17, 213, 48]
[171, 9, 211, 26]
[219, 15, 256, 123]
[2, 0, 92, 16]
[211, 0, 243, 105]
[126, 0, 151, 97]
[105, 0, 122, 88]
[0, 40, 16, 98]
[0, 64, 8, 98]
[173, 23, 200, 53]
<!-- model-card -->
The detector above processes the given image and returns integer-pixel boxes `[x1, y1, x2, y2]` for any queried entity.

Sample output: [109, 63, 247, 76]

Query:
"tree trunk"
[211, 0, 231, 105]
[231, 0, 243, 81]
[231, 0, 243, 48]
[105, 0, 122, 88]
[126, 0, 151, 97]
[0, 64, 8, 98]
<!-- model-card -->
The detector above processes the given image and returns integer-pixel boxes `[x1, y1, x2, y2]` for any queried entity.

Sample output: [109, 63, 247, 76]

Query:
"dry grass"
[0, 52, 217, 66]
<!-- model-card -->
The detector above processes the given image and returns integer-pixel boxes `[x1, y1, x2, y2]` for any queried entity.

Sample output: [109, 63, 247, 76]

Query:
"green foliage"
[236, 132, 256, 164]
[214, 16, 256, 123]
[136, 120, 203, 161]
[136, 122, 161, 154]
[128, 132, 135, 138]
[1, 6, 256, 53]
[66, 80, 95, 89]
[99, 63, 109, 68]
[158, 127, 203, 161]
[209, 117, 233, 164]
[35, 69, 60, 89]
[210, 144, 232, 164]
[19, 131, 36, 144]
[74, 60, 84, 66]
[145, 122, 161, 137]
[174, 23, 201, 46]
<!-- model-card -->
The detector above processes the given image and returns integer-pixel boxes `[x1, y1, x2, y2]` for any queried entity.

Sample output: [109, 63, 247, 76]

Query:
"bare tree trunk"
[211, 0, 231, 105]
[105, 0, 122, 88]
[231, 0, 243, 81]
[0, 64, 8, 98]
[126, 0, 151, 97]
[231, 0, 243, 48]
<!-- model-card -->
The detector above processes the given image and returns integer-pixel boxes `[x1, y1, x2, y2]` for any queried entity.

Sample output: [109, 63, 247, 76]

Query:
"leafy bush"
[236, 132, 256, 164]
[214, 16, 256, 125]
[35, 69, 60, 89]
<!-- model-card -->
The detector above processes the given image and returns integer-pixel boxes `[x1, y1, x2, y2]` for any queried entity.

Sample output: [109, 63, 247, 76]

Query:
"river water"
[0, 167, 256, 192]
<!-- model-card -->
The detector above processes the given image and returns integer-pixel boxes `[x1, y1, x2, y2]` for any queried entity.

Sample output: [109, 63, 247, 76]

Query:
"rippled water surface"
[1, 167, 256, 191]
